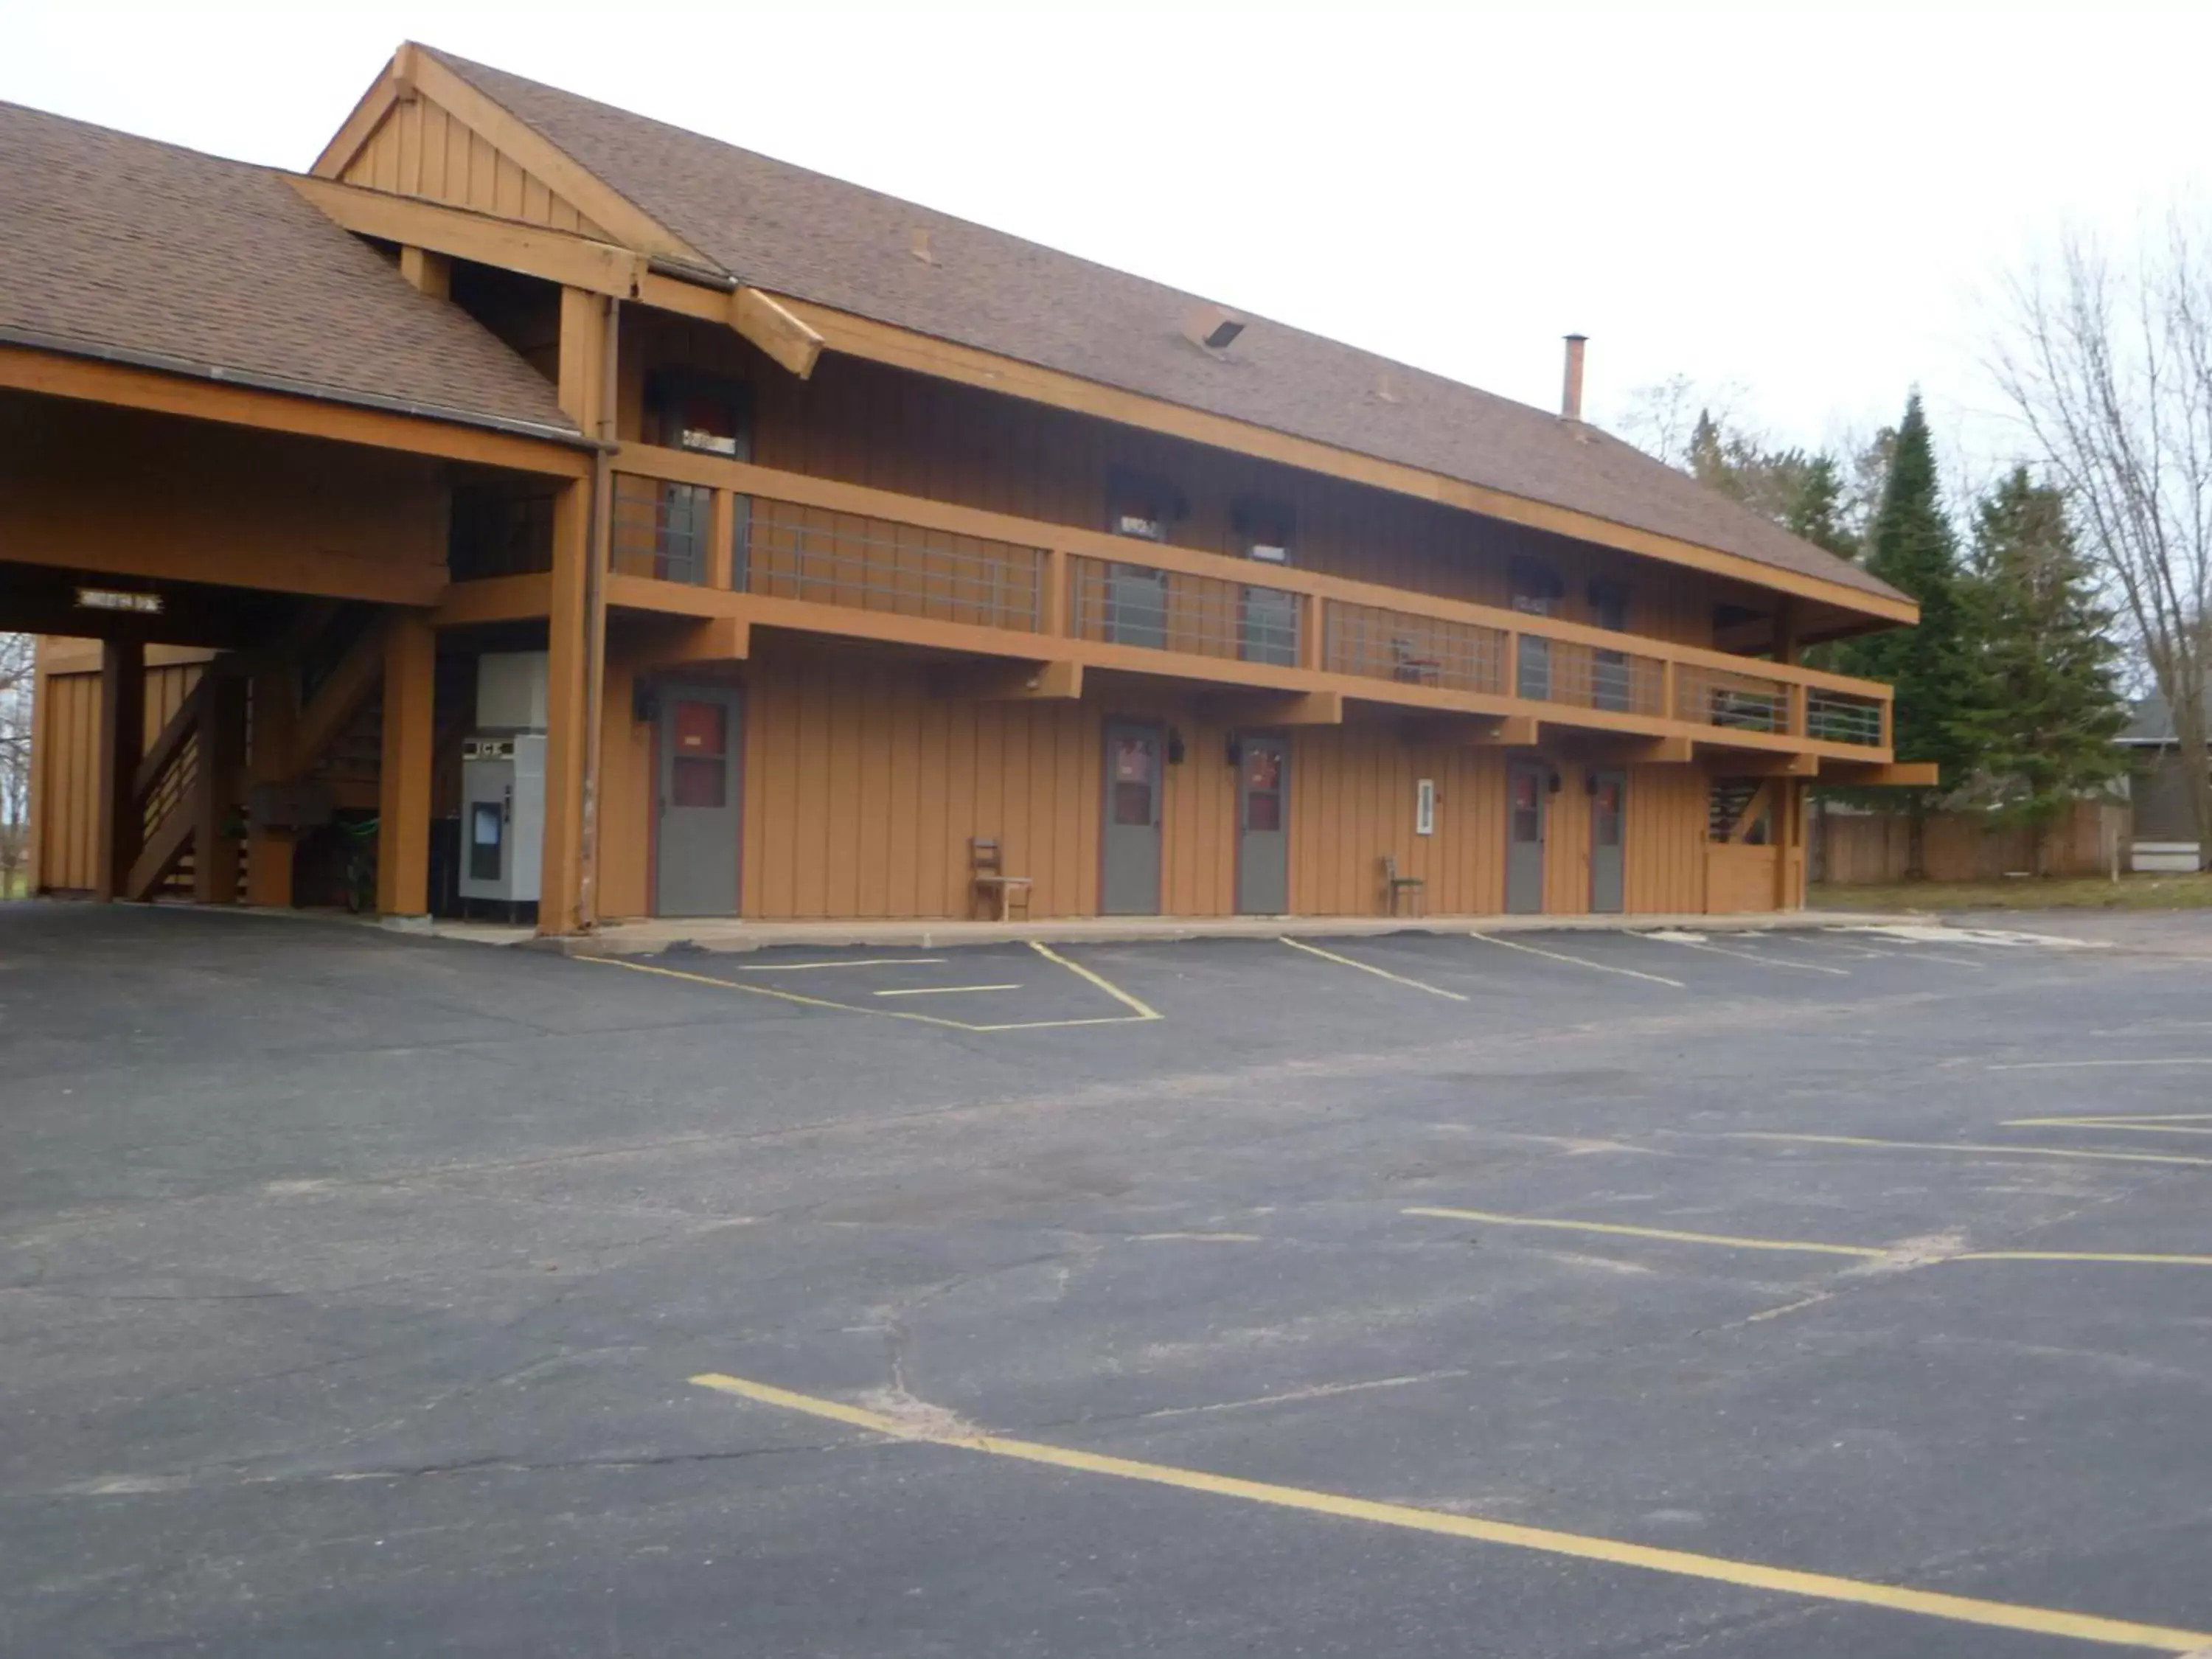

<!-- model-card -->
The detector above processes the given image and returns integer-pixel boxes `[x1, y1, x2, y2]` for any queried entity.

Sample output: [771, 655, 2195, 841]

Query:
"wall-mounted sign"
[75, 588, 164, 614]
[1416, 778, 1436, 837]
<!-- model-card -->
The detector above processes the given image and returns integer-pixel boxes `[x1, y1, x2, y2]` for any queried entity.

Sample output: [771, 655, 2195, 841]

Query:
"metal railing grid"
[1068, 557, 1301, 665]
[1677, 664, 1790, 734]
[1325, 602, 1506, 695]
[1805, 688, 1885, 746]
[744, 501, 1045, 631]
[612, 476, 711, 585]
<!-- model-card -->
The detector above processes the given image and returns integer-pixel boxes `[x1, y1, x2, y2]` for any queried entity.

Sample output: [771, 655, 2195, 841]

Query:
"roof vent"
[1183, 304, 1245, 353]
[1561, 333, 1587, 422]
[910, 227, 936, 265]
[1371, 369, 1400, 405]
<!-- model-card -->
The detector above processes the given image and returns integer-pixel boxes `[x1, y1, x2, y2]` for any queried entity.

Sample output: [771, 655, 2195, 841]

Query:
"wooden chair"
[971, 838, 1034, 921]
[1381, 854, 1425, 917]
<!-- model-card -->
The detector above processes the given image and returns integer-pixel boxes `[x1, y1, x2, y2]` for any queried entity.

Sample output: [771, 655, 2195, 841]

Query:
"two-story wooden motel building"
[9, 44, 1930, 937]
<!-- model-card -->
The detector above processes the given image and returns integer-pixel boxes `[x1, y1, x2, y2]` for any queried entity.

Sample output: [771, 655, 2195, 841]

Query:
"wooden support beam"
[0, 344, 590, 482]
[192, 670, 247, 904]
[929, 659, 1083, 701]
[132, 677, 209, 802]
[1561, 732, 1694, 765]
[731, 288, 824, 379]
[1200, 689, 1343, 726]
[1705, 749, 1818, 779]
[397, 245, 451, 299]
[627, 616, 750, 670]
[245, 656, 299, 908]
[376, 613, 436, 918]
[432, 573, 554, 627]
[125, 796, 194, 902]
[94, 639, 145, 901]
[1820, 759, 1941, 787]
[289, 175, 649, 301]
[1400, 712, 1539, 748]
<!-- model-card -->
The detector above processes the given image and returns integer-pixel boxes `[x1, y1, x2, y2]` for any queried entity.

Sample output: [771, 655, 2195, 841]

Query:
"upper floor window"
[1233, 496, 1295, 566]
[647, 371, 751, 459]
[1105, 466, 1185, 543]
[1511, 558, 1564, 616]
[1588, 579, 1630, 633]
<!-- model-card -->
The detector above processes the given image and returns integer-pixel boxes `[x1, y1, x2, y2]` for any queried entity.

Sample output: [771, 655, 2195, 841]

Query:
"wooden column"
[245, 658, 298, 908]
[94, 638, 145, 901]
[191, 669, 247, 903]
[540, 284, 613, 936]
[376, 613, 436, 918]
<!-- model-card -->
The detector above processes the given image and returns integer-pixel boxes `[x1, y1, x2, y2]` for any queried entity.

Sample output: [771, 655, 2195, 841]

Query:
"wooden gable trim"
[314, 46, 709, 269]
[288, 176, 650, 300]
[767, 296, 1920, 631]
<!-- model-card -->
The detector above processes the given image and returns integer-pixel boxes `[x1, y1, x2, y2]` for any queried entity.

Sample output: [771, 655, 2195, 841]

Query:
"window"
[1231, 496, 1298, 664]
[1589, 579, 1632, 712]
[1512, 560, 1562, 700]
[1102, 467, 1180, 647]
[647, 372, 751, 459]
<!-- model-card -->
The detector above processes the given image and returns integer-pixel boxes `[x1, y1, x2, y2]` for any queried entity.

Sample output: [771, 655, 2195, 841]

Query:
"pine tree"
[1837, 394, 1975, 865]
[1947, 467, 2128, 868]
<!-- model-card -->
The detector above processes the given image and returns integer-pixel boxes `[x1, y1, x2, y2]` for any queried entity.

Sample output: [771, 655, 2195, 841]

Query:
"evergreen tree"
[1784, 453, 1854, 561]
[1947, 467, 2128, 866]
[1837, 394, 1976, 855]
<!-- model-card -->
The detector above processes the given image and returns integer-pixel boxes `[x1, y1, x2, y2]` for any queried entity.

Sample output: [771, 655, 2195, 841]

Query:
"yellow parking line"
[874, 984, 1022, 998]
[689, 1372, 2212, 1652]
[1469, 933, 1685, 989]
[737, 958, 950, 972]
[1028, 940, 1162, 1021]
[1988, 1059, 2212, 1072]
[1402, 1206, 1885, 1257]
[2003, 1117, 2212, 1137]
[1407, 1208, 2212, 1270]
[1725, 1132, 2212, 1169]
[1279, 936, 1469, 1002]
[1958, 1251, 2212, 1267]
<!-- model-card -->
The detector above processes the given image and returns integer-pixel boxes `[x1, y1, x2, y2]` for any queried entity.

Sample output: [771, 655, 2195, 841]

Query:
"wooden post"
[245, 658, 298, 908]
[25, 642, 53, 893]
[707, 488, 737, 590]
[1787, 681, 1808, 739]
[191, 669, 247, 903]
[1300, 593, 1324, 671]
[376, 613, 436, 918]
[398, 246, 451, 299]
[94, 638, 145, 902]
[1042, 547, 1069, 637]
[1660, 658, 1680, 725]
[540, 285, 612, 936]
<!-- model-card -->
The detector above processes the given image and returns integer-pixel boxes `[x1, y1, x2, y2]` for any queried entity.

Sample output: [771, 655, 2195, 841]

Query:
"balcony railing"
[606, 444, 1896, 754]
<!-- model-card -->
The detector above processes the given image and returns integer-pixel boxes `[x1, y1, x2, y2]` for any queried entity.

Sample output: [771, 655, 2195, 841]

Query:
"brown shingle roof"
[426, 48, 1903, 608]
[0, 100, 577, 441]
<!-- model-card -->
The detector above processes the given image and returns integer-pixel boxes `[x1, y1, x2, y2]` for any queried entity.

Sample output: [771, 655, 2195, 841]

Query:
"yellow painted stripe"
[873, 984, 1022, 997]
[1279, 936, 1469, 1001]
[1028, 940, 1163, 1020]
[2010, 1113, 2212, 1124]
[1403, 1206, 1885, 1257]
[1957, 1251, 2212, 1267]
[689, 1372, 2212, 1652]
[1469, 933, 1685, 989]
[2002, 1119, 2212, 1138]
[1659, 937, 1851, 977]
[585, 954, 975, 1030]
[1989, 1058, 2212, 1072]
[1725, 1132, 2212, 1169]
[737, 957, 950, 971]
[964, 1015, 1158, 1033]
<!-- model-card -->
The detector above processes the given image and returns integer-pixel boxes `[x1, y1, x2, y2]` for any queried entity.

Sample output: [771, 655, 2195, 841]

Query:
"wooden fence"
[1812, 799, 2127, 884]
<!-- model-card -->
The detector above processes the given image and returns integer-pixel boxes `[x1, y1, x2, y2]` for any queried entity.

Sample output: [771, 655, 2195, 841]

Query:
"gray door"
[655, 684, 742, 917]
[1506, 760, 1547, 914]
[1101, 721, 1163, 914]
[1590, 768, 1626, 914]
[1236, 734, 1289, 914]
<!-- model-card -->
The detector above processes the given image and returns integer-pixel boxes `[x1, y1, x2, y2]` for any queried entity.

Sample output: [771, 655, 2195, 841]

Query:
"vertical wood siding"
[33, 658, 205, 892]
[341, 97, 612, 240]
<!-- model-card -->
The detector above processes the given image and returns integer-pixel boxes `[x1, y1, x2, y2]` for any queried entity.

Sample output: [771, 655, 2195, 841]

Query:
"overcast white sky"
[8, 4, 2208, 488]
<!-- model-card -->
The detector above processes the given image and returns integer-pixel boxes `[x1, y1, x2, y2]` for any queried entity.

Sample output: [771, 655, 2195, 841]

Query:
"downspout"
[576, 293, 619, 931]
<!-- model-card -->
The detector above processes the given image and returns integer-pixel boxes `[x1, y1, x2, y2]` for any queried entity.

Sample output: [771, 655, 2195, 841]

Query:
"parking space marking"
[1020, 941, 1163, 1022]
[737, 958, 950, 972]
[1279, 937, 1469, 1002]
[587, 942, 1161, 1034]
[1469, 933, 1686, 989]
[1724, 1132, 2212, 1169]
[1649, 934, 1850, 977]
[873, 984, 1022, 998]
[1402, 1206, 1886, 1257]
[1989, 1058, 2212, 1072]
[1406, 1207, 2212, 1269]
[2006, 1115, 2212, 1139]
[690, 1372, 2212, 1652]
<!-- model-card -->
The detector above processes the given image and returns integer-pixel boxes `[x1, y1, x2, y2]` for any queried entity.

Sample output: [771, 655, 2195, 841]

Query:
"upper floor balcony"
[585, 442, 1896, 765]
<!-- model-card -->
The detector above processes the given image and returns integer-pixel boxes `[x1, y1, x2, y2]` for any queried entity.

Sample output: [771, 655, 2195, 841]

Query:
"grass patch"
[1812, 872, 2212, 912]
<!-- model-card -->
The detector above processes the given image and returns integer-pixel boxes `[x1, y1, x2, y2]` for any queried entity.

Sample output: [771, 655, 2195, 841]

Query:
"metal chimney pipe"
[1561, 333, 1587, 422]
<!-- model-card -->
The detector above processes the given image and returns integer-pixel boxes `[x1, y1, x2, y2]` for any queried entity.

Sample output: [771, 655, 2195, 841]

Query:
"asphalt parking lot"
[4, 902, 2211, 1656]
